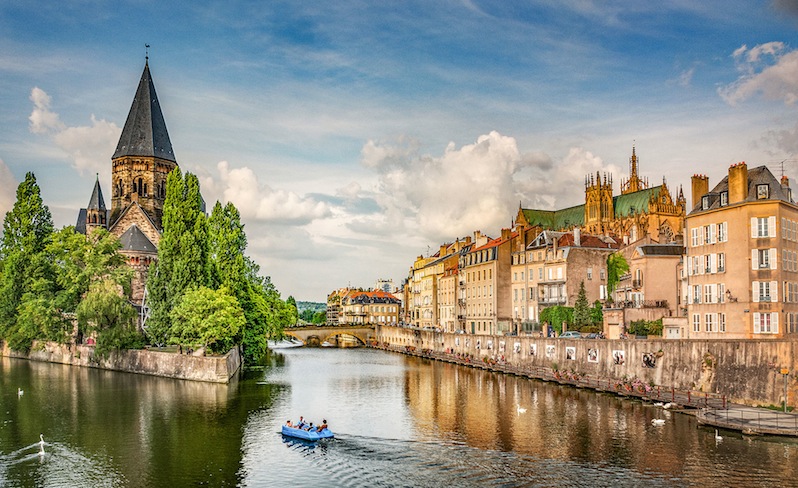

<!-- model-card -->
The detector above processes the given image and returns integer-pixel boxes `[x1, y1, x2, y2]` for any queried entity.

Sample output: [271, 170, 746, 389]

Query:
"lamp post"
[781, 368, 790, 413]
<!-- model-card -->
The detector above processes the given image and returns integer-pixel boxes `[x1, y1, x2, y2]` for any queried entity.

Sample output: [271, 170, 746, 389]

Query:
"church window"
[143, 183, 148, 196]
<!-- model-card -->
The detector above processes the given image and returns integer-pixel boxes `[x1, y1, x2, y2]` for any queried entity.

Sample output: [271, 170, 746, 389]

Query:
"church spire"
[112, 59, 175, 162]
[86, 173, 106, 211]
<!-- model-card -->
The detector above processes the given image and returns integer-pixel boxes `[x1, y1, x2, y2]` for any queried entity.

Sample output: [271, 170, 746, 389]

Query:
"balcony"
[632, 279, 643, 289]
[539, 296, 566, 305]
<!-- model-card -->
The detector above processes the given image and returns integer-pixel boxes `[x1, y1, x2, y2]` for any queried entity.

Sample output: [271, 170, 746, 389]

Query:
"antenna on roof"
[145, 43, 150, 61]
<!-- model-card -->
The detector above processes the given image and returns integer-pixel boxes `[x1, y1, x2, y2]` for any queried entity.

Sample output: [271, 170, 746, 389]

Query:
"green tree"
[573, 281, 591, 328]
[590, 300, 603, 325]
[312, 311, 326, 324]
[169, 286, 245, 354]
[539, 305, 574, 335]
[76, 278, 137, 334]
[146, 169, 209, 343]
[0, 172, 54, 339]
[606, 252, 630, 299]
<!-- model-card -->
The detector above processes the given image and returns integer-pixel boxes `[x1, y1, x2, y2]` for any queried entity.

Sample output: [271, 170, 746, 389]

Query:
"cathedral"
[76, 59, 178, 303]
[515, 146, 687, 244]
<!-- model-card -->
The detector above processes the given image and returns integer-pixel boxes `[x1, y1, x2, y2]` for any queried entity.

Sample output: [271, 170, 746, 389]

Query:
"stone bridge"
[284, 325, 375, 346]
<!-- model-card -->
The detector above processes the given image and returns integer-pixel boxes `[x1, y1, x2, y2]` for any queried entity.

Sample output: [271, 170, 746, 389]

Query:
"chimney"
[501, 228, 511, 241]
[573, 227, 581, 247]
[691, 174, 709, 209]
[440, 244, 447, 257]
[782, 175, 792, 202]
[728, 162, 748, 204]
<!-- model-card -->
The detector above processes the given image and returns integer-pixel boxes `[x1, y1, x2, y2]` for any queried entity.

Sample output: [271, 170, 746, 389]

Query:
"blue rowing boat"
[281, 425, 334, 441]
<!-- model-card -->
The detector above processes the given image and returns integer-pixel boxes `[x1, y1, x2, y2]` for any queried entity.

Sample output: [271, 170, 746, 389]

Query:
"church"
[76, 58, 178, 304]
[514, 146, 687, 244]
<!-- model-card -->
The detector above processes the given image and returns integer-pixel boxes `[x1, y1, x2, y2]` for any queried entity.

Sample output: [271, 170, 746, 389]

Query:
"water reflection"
[3, 350, 798, 487]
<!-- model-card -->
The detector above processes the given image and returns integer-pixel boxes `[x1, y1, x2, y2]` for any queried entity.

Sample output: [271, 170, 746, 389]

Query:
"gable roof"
[689, 165, 793, 214]
[112, 61, 176, 162]
[109, 201, 160, 235]
[119, 224, 157, 253]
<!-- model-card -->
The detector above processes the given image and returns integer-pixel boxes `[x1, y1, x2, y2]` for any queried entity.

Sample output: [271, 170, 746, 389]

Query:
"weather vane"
[145, 43, 150, 60]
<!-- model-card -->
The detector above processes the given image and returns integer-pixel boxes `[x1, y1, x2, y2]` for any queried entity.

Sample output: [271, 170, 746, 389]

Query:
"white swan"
[715, 429, 723, 442]
[663, 402, 675, 409]
[17, 388, 23, 397]
[38, 434, 45, 456]
[653, 402, 663, 407]
[651, 418, 666, 425]
[516, 404, 527, 414]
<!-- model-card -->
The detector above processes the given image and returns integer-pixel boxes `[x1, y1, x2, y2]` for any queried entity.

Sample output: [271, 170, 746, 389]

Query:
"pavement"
[697, 405, 798, 436]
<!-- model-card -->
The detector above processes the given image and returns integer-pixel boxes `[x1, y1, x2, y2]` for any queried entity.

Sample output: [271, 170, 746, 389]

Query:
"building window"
[757, 217, 769, 237]
[705, 313, 716, 332]
[720, 313, 726, 333]
[718, 283, 725, 303]
[587, 267, 593, 280]
[757, 184, 769, 200]
[759, 281, 771, 302]
[720, 191, 728, 206]
[692, 314, 700, 332]
[693, 285, 701, 304]
[758, 249, 770, 268]
[691, 228, 700, 247]
[717, 222, 727, 242]
[754, 312, 777, 333]
[704, 284, 715, 304]
[702, 195, 710, 210]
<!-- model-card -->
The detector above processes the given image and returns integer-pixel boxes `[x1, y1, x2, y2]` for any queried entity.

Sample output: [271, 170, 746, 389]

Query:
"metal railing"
[697, 407, 798, 435]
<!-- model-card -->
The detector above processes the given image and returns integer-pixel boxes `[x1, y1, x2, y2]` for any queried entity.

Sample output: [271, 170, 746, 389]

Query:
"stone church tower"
[77, 58, 178, 304]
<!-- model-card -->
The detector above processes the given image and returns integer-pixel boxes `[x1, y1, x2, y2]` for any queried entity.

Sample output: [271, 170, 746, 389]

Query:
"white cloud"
[28, 87, 64, 134]
[0, 159, 16, 218]
[719, 42, 798, 105]
[199, 160, 331, 223]
[355, 131, 619, 243]
[28, 87, 120, 178]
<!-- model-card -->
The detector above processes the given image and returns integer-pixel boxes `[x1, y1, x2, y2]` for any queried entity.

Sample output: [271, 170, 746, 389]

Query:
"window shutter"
[688, 286, 692, 304]
[770, 248, 777, 269]
[710, 254, 717, 273]
[687, 257, 692, 275]
[710, 225, 716, 244]
[753, 313, 761, 333]
[769, 216, 776, 237]
[722, 222, 728, 242]
[752, 249, 758, 270]
[773, 313, 779, 334]
[751, 218, 758, 238]
[711, 284, 718, 303]
[771, 281, 778, 302]
[753, 281, 760, 302]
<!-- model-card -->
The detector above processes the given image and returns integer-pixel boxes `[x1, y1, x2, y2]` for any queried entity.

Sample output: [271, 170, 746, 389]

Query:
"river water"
[1, 348, 797, 487]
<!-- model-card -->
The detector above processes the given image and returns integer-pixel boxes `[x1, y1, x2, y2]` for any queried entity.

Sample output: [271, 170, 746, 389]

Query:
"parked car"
[560, 331, 582, 339]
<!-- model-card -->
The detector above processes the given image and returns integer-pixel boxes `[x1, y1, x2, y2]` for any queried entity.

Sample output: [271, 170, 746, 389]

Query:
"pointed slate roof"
[112, 61, 176, 162]
[86, 175, 106, 210]
[118, 224, 157, 253]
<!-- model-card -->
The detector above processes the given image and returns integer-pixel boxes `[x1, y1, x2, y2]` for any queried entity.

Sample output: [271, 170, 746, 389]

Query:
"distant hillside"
[297, 301, 326, 313]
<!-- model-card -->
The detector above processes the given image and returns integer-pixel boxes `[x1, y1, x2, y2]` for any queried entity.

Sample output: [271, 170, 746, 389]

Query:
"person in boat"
[305, 422, 314, 431]
[296, 416, 305, 428]
[317, 420, 328, 432]
[286, 420, 293, 427]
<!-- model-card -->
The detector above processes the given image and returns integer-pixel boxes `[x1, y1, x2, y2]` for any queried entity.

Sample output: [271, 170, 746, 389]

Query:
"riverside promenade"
[372, 343, 798, 437]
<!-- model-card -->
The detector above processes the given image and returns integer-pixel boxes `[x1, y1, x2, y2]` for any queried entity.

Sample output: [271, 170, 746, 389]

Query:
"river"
[1, 348, 797, 487]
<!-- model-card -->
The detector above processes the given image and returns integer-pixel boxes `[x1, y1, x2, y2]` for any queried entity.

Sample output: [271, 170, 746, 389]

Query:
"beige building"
[686, 162, 798, 339]
[437, 261, 459, 332]
[525, 229, 618, 329]
[340, 290, 401, 326]
[460, 229, 513, 335]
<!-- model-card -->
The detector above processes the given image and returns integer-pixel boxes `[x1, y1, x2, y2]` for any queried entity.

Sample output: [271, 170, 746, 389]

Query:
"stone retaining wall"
[0, 341, 241, 383]
[376, 325, 798, 407]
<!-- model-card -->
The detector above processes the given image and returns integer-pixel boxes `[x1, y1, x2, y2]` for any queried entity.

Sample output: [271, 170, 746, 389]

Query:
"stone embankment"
[1, 341, 241, 383]
[375, 325, 798, 435]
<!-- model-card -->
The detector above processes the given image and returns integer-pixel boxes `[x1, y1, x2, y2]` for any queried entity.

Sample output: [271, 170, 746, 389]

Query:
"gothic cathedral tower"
[584, 172, 614, 235]
[110, 59, 177, 229]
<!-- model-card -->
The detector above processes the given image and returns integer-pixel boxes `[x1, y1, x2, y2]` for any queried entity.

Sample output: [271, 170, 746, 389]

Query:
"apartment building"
[686, 162, 798, 338]
[460, 229, 514, 335]
[339, 290, 401, 326]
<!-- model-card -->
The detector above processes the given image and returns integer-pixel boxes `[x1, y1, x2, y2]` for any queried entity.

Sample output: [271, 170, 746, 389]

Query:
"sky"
[2, 1, 798, 302]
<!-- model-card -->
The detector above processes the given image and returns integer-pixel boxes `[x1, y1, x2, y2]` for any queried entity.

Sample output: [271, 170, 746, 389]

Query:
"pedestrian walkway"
[697, 405, 798, 436]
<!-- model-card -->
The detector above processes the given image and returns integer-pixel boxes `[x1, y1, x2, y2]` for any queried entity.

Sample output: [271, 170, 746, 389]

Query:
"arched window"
[137, 178, 144, 196]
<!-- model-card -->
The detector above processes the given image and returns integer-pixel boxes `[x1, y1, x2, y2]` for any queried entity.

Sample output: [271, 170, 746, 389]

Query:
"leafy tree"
[312, 311, 326, 324]
[539, 305, 574, 335]
[48, 227, 131, 314]
[76, 278, 137, 334]
[146, 169, 209, 343]
[590, 300, 603, 325]
[573, 281, 591, 328]
[169, 286, 245, 354]
[0, 173, 54, 338]
[1, 172, 53, 258]
[606, 252, 630, 298]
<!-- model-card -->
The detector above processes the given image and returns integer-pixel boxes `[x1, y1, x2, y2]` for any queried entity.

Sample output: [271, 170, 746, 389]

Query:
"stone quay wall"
[0, 341, 241, 383]
[376, 325, 798, 407]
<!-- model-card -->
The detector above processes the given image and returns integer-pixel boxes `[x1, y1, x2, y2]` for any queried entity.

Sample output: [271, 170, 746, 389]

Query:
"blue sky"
[2, 1, 798, 301]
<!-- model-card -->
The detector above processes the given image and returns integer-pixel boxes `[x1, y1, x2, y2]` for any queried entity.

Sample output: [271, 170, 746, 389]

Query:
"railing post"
[688, 390, 691, 404]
